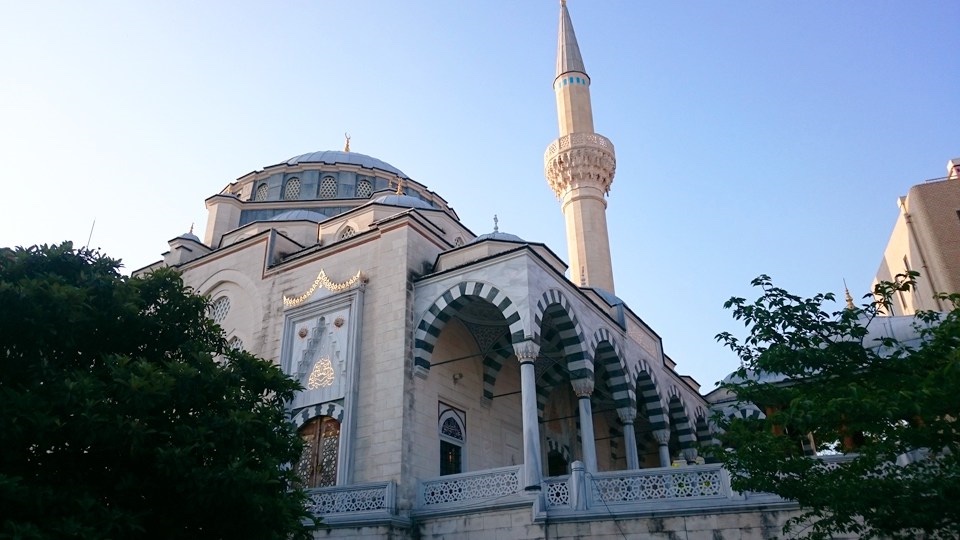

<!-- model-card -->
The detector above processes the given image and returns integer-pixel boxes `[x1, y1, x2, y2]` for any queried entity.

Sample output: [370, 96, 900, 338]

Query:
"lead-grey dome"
[471, 231, 525, 244]
[270, 210, 327, 222]
[282, 151, 408, 179]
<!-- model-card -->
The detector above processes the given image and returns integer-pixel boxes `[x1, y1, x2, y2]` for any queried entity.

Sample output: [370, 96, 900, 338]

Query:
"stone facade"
[132, 2, 826, 538]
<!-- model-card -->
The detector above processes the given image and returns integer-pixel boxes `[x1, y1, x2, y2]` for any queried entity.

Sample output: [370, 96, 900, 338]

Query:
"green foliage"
[0, 243, 316, 539]
[714, 273, 960, 539]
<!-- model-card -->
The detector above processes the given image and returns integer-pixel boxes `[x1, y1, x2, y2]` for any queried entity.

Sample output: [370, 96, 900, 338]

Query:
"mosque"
[137, 2, 809, 538]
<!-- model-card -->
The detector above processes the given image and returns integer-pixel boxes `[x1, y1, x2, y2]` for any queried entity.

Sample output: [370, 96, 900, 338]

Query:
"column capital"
[616, 407, 637, 424]
[513, 341, 540, 364]
[653, 428, 671, 445]
[571, 378, 594, 398]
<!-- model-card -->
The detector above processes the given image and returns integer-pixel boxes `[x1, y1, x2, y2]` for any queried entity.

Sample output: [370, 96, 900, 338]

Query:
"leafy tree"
[714, 273, 960, 539]
[0, 243, 316, 539]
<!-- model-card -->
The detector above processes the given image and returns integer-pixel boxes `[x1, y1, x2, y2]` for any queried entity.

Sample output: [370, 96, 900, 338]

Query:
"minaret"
[544, 0, 617, 293]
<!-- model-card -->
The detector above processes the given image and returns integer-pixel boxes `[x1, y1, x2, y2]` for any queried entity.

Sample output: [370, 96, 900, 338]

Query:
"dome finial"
[343, 132, 351, 152]
[493, 214, 499, 233]
[843, 279, 855, 310]
[189, 222, 194, 234]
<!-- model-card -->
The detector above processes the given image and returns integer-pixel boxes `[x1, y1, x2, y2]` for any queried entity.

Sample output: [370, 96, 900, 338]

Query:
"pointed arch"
[413, 281, 524, 376]
[481, 331, 515, 401]
[589, 328, 634, 411]
[533, 289, 590, 380]
[695, 414, 717, 448]
[292, 401, 345, 428]
[632, 365, 668, 431]
[668, 395, 697, 453]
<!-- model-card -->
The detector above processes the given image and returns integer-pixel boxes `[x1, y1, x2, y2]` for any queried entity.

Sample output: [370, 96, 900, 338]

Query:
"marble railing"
[418, 465, 523, 508]
[305, 481, 395, 518]
[545, 463, 734, 510]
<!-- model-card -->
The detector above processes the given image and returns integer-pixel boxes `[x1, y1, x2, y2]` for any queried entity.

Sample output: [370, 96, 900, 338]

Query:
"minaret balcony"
[544, 133, 617, 200]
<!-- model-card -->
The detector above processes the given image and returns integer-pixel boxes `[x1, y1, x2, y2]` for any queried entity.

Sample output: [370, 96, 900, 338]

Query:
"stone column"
[571, 379, 598, 473]
[617, 407, 640, 470]
[514, 341, 543, 490]
[653, 428, 672, 468]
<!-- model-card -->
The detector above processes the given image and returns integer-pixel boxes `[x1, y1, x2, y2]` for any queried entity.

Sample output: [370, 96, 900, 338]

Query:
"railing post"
[569, 460, 587, 511]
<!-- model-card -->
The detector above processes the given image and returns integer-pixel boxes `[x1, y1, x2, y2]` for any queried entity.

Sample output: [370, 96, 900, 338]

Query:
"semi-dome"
[282, 150, 408, 179]
[371, 194, 434, 210]
[270, 209, 327, 222]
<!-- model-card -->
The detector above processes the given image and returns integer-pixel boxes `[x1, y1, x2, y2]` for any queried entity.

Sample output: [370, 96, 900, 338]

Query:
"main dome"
[281, 151, 408, 179]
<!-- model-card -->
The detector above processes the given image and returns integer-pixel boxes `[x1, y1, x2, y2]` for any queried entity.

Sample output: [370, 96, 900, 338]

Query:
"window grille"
[208, 296, 230, 323]
[283, 177, 300, 200]
[320, 177, 338, 199]
[356, 180, 372, 198]
[338, 227, 356, 240]
[254, 183, 269, 201]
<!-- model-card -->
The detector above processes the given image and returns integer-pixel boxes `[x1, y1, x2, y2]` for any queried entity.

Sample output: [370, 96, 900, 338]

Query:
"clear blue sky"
[1, 1, 957, 389]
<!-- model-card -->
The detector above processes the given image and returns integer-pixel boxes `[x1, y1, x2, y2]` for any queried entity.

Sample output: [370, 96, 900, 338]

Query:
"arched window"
[338, 226, 356, 240]
[319, 177, 338, 199]
[208, 296, 230, 323]
[228, 336, 243, 351]
[439, 407, 465, 475]
[283, 177, 300, 200]
[254, 183, 269, 201]
[453, 237, 464, 247]
[297, 416, 340, 488]
[356, 179, 372, 198]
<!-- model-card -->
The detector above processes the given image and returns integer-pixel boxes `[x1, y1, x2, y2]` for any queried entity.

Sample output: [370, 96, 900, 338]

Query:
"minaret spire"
[545, 0, 617, 293]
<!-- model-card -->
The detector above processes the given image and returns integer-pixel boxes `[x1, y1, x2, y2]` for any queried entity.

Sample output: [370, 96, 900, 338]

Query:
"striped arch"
[590, 328, 634, 411]
[536, 360, 569, 418]
[481, 331, 515, 401]
[414, 281, 524, 374]
[292, 401, 345, 428]
[634, 367, 668, 431]
[533, 289, 590, 380]
[695, 414, 716, 447]
[668, 396, 697, 452]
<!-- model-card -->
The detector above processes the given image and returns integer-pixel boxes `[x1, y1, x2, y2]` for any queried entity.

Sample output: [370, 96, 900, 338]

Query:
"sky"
[1, 1, 958, 390]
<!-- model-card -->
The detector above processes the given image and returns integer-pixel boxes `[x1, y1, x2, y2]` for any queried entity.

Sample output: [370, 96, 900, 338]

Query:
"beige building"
[874, 158, 960, 314]
[137, 2, 818, 538]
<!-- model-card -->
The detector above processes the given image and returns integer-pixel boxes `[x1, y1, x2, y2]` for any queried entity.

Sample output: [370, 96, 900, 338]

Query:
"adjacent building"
[874, 158, 960, 314]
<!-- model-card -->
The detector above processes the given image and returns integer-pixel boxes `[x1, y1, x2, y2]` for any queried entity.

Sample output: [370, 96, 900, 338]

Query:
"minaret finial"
[843, 279, 855, 310]
[493, 214, 499, 233]
[344, 133, 351, 152]
[189, 223, 194, 234]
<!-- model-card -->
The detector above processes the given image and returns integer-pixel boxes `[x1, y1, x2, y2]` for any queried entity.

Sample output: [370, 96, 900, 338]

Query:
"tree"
[0, 243, 316, 539]
[713, 273, 960, 539]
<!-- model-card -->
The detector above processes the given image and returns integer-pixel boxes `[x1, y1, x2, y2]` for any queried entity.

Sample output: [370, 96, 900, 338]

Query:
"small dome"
[270, 210, 327, 222]
[471, 231, 525, 244]
[176, 231, 201, 243]
[371, 194, 434, 210]
[281, 150, 408, 179]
